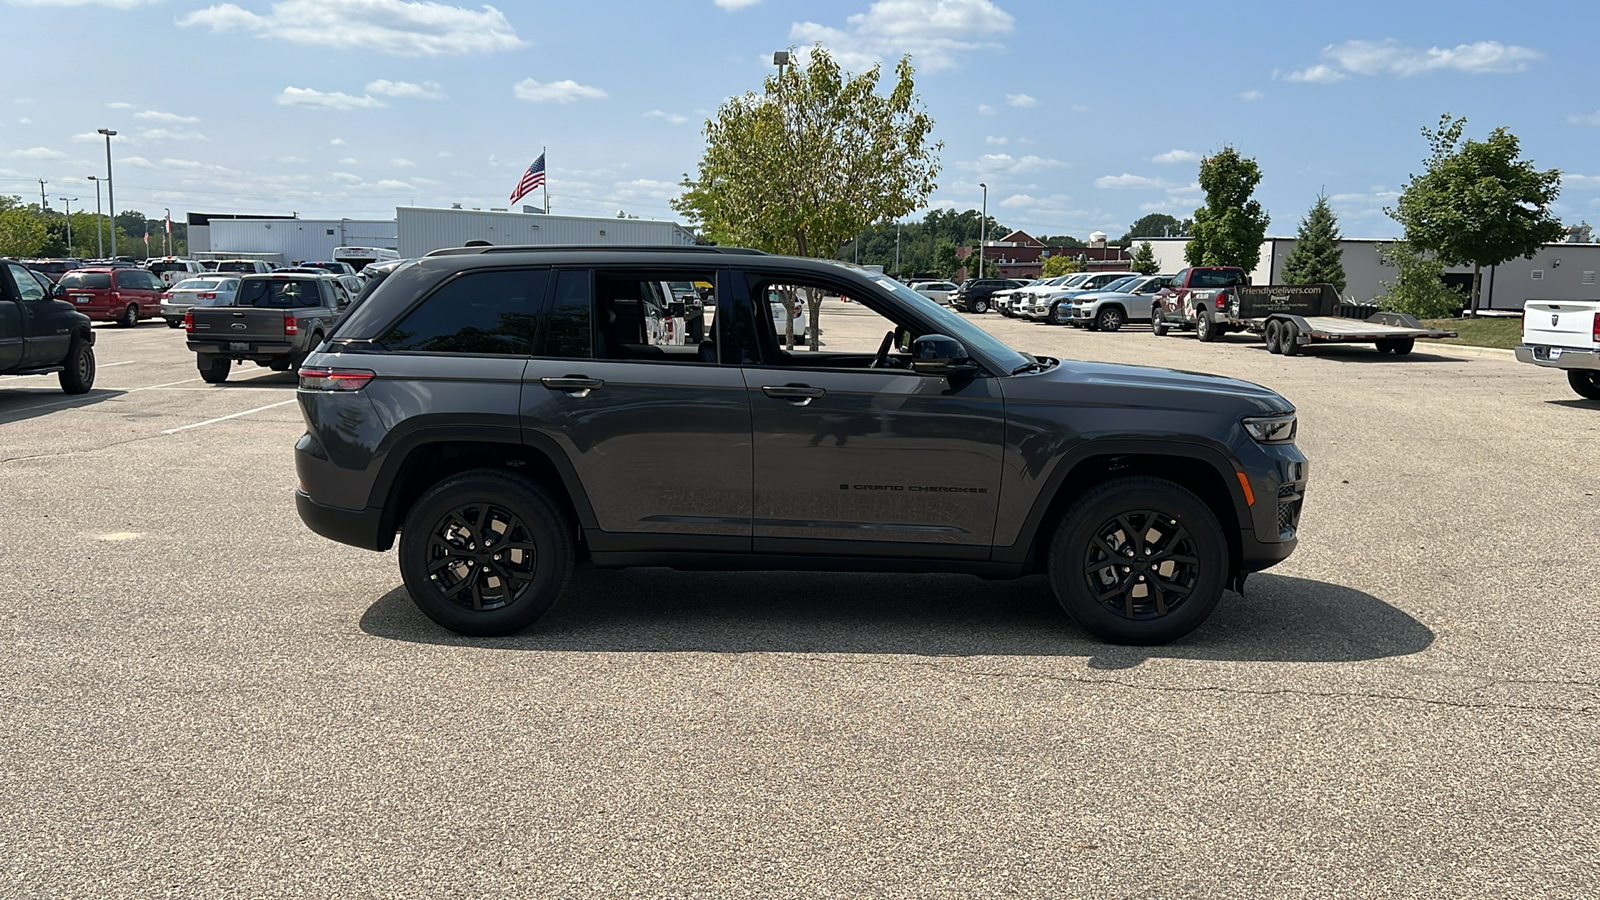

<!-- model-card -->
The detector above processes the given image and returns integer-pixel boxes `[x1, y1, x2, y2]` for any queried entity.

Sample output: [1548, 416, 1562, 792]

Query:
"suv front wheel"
[1047, 476, 1228, 644]
[399, 469, 575, 636]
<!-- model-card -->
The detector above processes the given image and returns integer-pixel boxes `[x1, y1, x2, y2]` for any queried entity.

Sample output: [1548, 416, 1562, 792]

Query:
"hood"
[1010, 357, 1294, 416]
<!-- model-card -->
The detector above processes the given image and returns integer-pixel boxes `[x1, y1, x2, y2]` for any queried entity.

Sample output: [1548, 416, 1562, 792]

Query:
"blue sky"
[3, 0, 1596, 240]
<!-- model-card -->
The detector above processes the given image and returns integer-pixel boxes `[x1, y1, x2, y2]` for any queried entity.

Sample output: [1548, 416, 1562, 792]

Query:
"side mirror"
[51, 283, 65, 299]
[911, 334, 979, 377]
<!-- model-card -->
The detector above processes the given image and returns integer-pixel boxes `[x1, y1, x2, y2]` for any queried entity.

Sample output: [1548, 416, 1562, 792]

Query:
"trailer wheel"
[1264, 319, 1283, 354]
[1384, 338, 1415, 356]
[1280, 321, 1300, 356]
[1375, 343, 1393, 355]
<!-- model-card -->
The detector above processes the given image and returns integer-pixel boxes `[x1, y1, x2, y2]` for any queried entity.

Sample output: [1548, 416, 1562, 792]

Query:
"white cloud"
[513, 79, 608, 104]
[135, 109, 199, 123]
[962, 153, 1065, 175]
[179, 0, 525, 56]
[276, 155, 307, 163]
[1288, 38, 1541, 84]
[17, 117, 31, 125]
[789, 0, 1014, 73]
[1569, 110, 1600, 126]
[9, 147, 66, 159]
[644, 110, 690, 124]
[339, 157, 358, 164]
[437, 151, 452, 157]
[391, 158, 416, 167]
[106, 101, 133, 109]
[9, 0, 156, 7]
[1240, 89, 1264, 101]
[276, 87, 386, 110]
[1151, 149, 1200, 165]
[119, 156, 156, 168]
[984, 135, 1007, 145]
[374, 179, 412, 190]
[137, 128, 208, 142]
[1561, 174, 1600, 189]
[998, 193, 1037, 208]
[69, 131, 106, 143]
[366, 79, 444, 99]
[1005, 93, 1037, 108]
[713, 0, 760, 8]
[328, 171, 363, 183]
[1070, 104, 1089, 113]
[330, 137, 347, 145]
[977, 104, 996, 115]
[1094, 173, 1170, 189]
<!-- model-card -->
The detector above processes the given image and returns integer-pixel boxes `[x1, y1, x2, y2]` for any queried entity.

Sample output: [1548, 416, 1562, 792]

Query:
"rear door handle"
[762, 384, 826, 404]
[540, 376, 604, 396]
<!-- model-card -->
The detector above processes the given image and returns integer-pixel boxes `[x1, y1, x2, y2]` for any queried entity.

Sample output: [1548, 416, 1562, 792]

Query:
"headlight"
[1242, 414, 1297, 444]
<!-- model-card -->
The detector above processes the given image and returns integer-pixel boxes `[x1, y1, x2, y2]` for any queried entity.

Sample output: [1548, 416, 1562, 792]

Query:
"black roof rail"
[424, 244, 768, 258]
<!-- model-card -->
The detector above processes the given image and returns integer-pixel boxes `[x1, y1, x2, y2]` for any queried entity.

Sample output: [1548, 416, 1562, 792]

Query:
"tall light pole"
[59, 197, 78, 255]
[86, 176, 104, 259]
[98, 129, 117, 258]
[978, 182, 988, 280]
[38, 179, 48, 210]
[163, 207, 170, 256]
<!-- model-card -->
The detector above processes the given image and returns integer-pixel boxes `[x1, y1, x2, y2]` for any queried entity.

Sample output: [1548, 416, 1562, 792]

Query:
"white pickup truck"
[1515, 301, 1600, 400]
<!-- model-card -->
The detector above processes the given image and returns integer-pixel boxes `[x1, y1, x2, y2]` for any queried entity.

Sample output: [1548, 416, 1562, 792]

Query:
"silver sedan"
[160, 277, 240, 328]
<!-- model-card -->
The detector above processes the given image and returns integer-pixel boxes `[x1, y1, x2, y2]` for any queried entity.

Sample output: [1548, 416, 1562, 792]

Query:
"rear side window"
[239, 278, 323, 309]
[60, 272, 111, 290]
[543, 270, 592, 358]
[381, 268, 548, 355]
[1191, 269, 1244, 288]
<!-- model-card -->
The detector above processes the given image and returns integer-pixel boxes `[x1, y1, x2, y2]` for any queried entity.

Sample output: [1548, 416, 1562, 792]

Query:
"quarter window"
[382, 268, 548, 355]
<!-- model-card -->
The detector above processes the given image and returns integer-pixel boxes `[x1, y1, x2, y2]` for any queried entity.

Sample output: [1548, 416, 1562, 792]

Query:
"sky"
[3, 0, 1597, 241]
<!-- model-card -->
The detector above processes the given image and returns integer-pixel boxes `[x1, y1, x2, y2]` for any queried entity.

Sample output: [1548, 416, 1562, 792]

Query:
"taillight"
[1215, 290, 1228, 309]
[284, 315, 298, 336]
[298, 367, 374, 391]
[197, 292, 216, 300]
[184, 311, 193, 333]
[110, 291, 120, 301]
[1593, 312, 1600, 343]
[161, 292, 172, 301]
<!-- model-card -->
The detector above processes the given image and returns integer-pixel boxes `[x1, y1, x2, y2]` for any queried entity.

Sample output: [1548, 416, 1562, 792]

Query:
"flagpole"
[542, 146, 548, 214]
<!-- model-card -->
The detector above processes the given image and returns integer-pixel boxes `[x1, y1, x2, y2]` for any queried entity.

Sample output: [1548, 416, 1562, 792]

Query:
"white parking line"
[99, 361, 137, 368]
[161, 399, 297, 435]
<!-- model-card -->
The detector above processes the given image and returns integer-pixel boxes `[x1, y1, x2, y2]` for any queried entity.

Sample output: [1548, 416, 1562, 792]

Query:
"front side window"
[8, 264, 46, 302]
[592, 270, 719, 362]
[382, 268, 548, 355]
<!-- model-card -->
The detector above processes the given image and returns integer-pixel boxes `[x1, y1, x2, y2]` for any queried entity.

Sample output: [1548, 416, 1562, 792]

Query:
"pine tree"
[1130, 241, 1159, 275]
[1281, 195, 1347, 293]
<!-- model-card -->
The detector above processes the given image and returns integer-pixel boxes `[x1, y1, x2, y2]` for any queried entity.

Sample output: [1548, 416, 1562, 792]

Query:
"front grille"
[1276, 484, 1303, 537]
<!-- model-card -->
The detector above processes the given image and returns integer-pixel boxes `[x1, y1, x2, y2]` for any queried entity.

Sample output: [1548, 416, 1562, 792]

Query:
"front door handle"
[541, 375, 604, 397]
[762, 384, 826, 405]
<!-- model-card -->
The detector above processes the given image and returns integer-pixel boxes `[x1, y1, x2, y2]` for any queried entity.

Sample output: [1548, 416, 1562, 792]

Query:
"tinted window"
[238, 278, 323, 309]
[59, 272, 112, 290]
[1191, 269, 1245, 288]
[217, 262, 257, 274]
[148, 262, 191, 275]
[543, 269, 592, 358]
[382, 268, 548, 355]
[173, 279, 222, 291]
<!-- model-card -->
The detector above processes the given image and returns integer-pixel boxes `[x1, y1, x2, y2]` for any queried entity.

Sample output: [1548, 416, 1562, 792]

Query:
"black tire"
[1047, 476, 1229, 644]
[1195, 308, 1217, 342]
[198, 355, 231, 383]
[1050, 303, 1070, 326]
[268, 356, 294, 372]
[58, 336, 95, 394]
[119, 303, 140, 328]
[166, 320, 182, 329]
[1388, 338, 1415, 356]
[399, 470, 575, 636]
[1264, 319, 1283, 354]
[1280, 321, 1300, 356]
[1374, 342, 1393, 355]
[1096, 306, 1124, 332]
[971, 298, 989, 314]
[1569, 370, 1600, 401]
[1151, 307, 1169, 337]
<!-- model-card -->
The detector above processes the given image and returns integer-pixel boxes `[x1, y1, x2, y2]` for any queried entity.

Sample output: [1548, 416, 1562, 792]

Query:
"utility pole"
[59, 197, 77, 255]
[87, 176, 104, 259]
[978, 182, 989, 280]
[38, 179, 48, 210]
[98, 129, 117, 258]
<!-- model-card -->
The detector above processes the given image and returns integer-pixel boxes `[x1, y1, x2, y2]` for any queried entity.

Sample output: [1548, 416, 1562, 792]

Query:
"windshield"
[1060, 273, 1091, 288]
[216, 262, 257, 274]
[1100, 276, 1139, 292]
[173, 278, 223, 291]
[59, 272, 111, 289]
[148, 262, 190, 274]
[871, 276, 1032, 374]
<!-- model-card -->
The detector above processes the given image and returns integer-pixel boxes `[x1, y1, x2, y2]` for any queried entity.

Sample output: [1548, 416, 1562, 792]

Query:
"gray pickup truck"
[185, 272, 354, 383]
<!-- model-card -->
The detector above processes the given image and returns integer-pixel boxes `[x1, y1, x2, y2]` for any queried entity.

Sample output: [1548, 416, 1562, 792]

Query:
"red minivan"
[55, 267, 165, 327]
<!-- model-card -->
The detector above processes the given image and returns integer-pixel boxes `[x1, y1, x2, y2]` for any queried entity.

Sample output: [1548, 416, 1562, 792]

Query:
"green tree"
[674, 45, 940, 348]
[1280, 195, 1347, 293]
[932, 239, 960, 280]
[1184, 146, 1270, 272]
[1388, 113, 1565, 316]
[0, 204, 48, 257]
[1374, 241, 1464, 318]
[1037, 234, 1084, 248]
[1040, 254, 1082, 277]
[1130, 241, 1159, 275]
[1119, 213, 1180, 245]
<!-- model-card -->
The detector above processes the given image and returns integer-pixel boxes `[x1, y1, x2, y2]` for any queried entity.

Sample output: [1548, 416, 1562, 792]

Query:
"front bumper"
[1514, 345, 1600, 371]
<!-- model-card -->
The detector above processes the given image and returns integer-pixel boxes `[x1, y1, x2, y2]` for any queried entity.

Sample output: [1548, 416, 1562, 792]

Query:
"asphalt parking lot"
[2, 313, 1597, 898]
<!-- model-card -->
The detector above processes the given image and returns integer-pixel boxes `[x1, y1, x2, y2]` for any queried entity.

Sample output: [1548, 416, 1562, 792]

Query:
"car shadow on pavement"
[1242, 343, 1471, 364]
[1545, 398, 1600, 410]
[0, 388, 127, 424]
[214, 371, 298, 388]
[358, 569, 1433, 664]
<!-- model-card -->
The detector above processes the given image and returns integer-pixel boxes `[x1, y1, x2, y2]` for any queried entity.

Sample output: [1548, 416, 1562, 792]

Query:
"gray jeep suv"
[294, 245, 1308, 644]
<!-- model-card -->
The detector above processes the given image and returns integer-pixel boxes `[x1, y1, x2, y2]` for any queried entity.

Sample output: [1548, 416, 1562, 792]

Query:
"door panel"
[521, 359, 752, 543]
[0, 300, 22, 370]
[747, 367, 1005, 552]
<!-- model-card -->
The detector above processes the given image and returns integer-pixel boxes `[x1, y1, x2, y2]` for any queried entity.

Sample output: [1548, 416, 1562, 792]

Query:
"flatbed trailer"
[1225, 285, 1457, 356]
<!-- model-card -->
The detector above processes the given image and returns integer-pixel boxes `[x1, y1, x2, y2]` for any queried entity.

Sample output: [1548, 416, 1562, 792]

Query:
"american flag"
[509, 152, 546, 204]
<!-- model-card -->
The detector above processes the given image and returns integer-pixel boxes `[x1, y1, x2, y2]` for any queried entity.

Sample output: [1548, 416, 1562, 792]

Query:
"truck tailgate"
[1523, 301, 1599, 349]
[190, 307, 289, 341]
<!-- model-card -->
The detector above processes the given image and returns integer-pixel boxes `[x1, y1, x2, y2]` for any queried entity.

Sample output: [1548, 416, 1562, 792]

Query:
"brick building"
[957, 230, 1139, 281]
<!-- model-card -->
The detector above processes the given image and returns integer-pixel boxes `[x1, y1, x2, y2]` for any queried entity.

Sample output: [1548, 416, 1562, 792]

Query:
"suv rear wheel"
[198, 355, 231, 383]
[399, 469, 575, 636]
[1096, 306, 1124, 332]
[1047, 476, 1228, 644]
[1195, 309, 1217, 342]
[969, 297, 989, 314]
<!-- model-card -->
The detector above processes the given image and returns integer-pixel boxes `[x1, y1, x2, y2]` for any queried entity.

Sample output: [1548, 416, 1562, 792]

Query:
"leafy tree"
[1119, 213, 1180, 245]
[1388, 113, 1564, 316]
[1040, 254, 1082, 277]
[1280, 195, 1347, 293]
[1130, 241, 1159, 275]
[932, 239, 960, 280]
[1184, 146, 1270, 272]
[1374, 241, 1464, 318]
[0, 206, 48, 257]
[674, 45, 940, 349]
[1037, 234, 1084, 248]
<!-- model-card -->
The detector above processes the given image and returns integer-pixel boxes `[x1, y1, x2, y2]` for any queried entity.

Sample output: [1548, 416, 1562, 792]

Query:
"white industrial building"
[1138, 237, 1600, 312]
[395, 207, 696, 257]
[198, 217, 397, 264]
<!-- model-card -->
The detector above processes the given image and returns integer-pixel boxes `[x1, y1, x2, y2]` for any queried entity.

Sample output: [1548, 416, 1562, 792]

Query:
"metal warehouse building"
[1139, 237, 1600, 312]
[395, 207, 697, 258]
[202, 217, 398, 264]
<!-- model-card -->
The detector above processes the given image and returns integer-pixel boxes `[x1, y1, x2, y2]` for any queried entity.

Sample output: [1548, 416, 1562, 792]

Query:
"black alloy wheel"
[1096, 306, 1124, 332]
[399, 470, 574, 636]
[1048, 476, 1227, 644]
[1569, 370, 1600, 401]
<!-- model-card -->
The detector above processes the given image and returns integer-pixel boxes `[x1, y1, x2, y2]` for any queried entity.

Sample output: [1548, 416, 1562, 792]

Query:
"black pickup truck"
[1, 258, 96, 394]
[185, 272, 355, 383]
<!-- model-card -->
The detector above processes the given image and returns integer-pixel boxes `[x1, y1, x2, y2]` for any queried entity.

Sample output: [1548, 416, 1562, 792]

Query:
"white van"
[333, 246, 401, 272]
[146, 257, 205, 287]
[211, 259, 276, 275]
